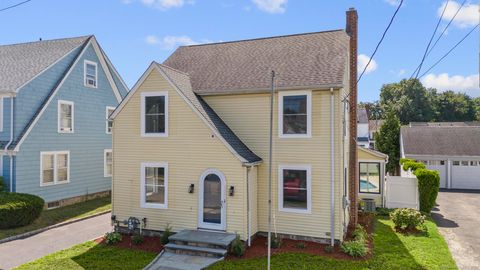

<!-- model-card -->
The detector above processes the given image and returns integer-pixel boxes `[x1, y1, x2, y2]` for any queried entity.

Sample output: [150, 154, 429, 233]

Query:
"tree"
[375, 110, 401, 175]
[359, 101, 383, 120]
[474, 97, 480, 121]
[434, 91, 476, 122]
[379, 79, 435, 124]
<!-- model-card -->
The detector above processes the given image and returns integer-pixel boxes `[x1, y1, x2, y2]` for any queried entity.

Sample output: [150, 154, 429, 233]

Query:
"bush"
[270, 234, 282, 249]
[375, 207, 393, 216]
[131, 233, 144, 245]
[295, 242, 306, 249]
[324, 245, 333, 253]
[351, 224, 368, 242]
[0, 192, 44, 229]
[402, 160, 426, 172]
[105, 232, 122, 245]
[161, 224, 173, 245]
[390, 208, 425, 230]
[341, 240, 367, 258]
[0, 176, 6, 192]
[414, 169, 440, 213]
[230, 235, 245, 257]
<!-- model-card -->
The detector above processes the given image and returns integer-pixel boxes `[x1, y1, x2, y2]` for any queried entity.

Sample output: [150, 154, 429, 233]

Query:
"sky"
[0, 0, 478, 101]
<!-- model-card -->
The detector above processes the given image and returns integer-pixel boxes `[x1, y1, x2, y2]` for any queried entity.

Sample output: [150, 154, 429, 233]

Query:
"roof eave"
[196, 83, 344, 96]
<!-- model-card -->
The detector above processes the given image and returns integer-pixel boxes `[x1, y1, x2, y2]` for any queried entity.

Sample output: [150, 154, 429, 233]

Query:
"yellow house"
[111, 9, 360, 247]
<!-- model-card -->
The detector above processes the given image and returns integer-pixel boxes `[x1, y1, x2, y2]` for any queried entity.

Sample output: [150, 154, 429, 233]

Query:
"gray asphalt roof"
[155, 63, 262, 164]
[0, 36, 90, 92]
[401, 126, 480, 157]
[163, 30, 349, 94]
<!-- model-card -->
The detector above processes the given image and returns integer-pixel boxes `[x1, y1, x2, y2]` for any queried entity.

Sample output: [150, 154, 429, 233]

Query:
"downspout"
[330, 88, 335, 246]
[246, 166, 251, 246]
[4, 95, 14, 192]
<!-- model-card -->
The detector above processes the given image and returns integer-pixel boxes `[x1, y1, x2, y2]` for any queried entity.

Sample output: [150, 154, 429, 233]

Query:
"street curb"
[0, 210, 111, 245]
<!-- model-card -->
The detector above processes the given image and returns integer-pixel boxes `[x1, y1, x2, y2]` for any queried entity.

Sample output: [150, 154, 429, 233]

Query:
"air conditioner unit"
[87, 78, 96, 86]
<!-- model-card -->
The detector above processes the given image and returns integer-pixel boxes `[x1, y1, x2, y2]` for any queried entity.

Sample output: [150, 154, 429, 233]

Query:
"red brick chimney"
[346, 7, 359, 229]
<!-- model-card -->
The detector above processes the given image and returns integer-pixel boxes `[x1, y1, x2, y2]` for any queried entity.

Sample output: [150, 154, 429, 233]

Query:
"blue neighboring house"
[0, 36, 128, 207]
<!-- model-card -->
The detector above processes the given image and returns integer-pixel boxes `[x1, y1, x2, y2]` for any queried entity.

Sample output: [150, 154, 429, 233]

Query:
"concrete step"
[144, 251, 222, 270]
[164, 243, 227, 258]
[168, 230, 236, 249]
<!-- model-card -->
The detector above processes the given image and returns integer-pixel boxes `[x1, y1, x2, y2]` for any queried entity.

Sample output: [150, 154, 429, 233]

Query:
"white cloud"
[358, 54, 378, 75]
[422, 73, 480, 96]
[384, 0, 400, 6]
[126, 0, 191, 10]
[252, 0, 287, 14]
[145, 35, 214, 49]
[439, 1, 479, 28]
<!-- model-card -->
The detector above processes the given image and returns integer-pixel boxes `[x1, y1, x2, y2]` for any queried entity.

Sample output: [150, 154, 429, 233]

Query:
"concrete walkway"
[145, 252, 221, 270]
[431, 190, 480, 270]
[0, 213, 112, 270]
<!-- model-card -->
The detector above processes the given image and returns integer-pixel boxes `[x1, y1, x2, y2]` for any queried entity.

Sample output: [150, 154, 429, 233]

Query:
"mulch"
[94, 235, 164, 253]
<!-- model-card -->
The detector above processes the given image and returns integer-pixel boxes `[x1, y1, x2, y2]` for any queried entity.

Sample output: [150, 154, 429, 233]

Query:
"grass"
[0, 196, 111, 240]
[209, 217, 457, 270]
[14, 241, 157, 270]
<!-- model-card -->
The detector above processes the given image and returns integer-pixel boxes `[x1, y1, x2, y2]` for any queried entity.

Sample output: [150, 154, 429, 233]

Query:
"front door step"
[164, 243, 227, 258]
[168, 230, 236, 249]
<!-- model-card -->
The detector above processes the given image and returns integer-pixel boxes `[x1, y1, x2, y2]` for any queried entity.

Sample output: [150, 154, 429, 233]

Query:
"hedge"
[0, 176, 5, 192]
[0, 192, 44, 229]
[402, 160, 426, 172]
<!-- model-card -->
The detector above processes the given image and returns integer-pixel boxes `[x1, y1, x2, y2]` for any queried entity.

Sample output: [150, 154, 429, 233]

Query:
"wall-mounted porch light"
[189, 184, 195, 193]
[229, 186, 235, 196]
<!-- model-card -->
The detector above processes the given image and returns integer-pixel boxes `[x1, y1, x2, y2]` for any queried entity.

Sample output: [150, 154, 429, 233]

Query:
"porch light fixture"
[229, 186, 235, 196]
[189, 184, 195, 193]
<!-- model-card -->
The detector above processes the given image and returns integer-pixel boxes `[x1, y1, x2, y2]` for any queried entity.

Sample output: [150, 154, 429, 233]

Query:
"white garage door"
[426, 161, 447, 188]
[452, 160, 480, 189]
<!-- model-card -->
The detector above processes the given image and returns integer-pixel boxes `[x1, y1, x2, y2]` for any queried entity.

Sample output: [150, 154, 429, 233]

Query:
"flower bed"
[95, 234, 164, 253]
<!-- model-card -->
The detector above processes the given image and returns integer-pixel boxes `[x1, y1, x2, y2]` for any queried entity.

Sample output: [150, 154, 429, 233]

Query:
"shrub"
[400, 158, 415, 165]
[375, 207, 393, 216]
[324, 245, 333, 253]
[295, 242, 306, 249]
[414, 169, 440, 213]
[402, 160, 426, 172]
[105, 232, 122, 245]
[131, 233, 144, 245]
[0, 176, 6, 192]
[0, 192, 44, 229]
[352, 224, 368, 242]
[230, 235, 245, 257]
[161, 224, 173, 245]
[270, 234, 282, 249]
[390, 208, 425, 230]
[341, 240, 367, 258]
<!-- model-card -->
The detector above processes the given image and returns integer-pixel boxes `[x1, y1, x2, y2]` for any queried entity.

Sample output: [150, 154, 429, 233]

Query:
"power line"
[419, 23, 479, 78]
[357, 0, 404, 83]
[411, 0, 450, 79]
[0, 0, 32, 12]
[411, 0, 467, 77]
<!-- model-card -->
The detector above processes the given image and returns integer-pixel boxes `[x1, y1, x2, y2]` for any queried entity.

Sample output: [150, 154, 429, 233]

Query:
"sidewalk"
[0, 213, 112, 270]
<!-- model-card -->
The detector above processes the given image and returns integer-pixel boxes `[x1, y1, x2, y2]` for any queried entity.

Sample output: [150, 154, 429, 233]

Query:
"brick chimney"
[346, 7, 359, 229]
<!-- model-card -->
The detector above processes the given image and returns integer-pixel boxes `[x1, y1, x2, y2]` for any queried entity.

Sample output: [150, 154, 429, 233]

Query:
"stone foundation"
[45, 190, 111, 209]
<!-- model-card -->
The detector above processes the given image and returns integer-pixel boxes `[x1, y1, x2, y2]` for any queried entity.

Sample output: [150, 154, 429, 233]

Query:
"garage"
[400, 123, 480, 190]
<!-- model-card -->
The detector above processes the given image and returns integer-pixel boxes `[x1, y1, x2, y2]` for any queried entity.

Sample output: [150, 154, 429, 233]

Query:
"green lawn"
[0, 196, 111, 240]
[209, 217, 457, 270]
[14, 241, 157, 270]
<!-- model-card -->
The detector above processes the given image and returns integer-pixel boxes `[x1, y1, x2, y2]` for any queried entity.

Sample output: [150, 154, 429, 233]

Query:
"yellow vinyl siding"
[204, 89, 346, 240]
[112, 69, 248, 239]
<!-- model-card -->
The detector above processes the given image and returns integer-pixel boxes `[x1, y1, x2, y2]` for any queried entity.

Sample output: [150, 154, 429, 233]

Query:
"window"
[0, 97, 3, 132]
[104, 149, 112, 177]
[40, 151, 69, 186]
[140, 162, 168, 208]
[440, 160, 445, 165]
[470, 161, 479, 166]
[278, 165, 311, 214]
[106, 106, 115, 134]
[58, 100, 74, 133]
[461, 161, 469, 166]
[453, 161, 460, 166]
[141, 92, 168, 137]
[279, 91, 311, 138]
[84, 60, 97, 88]
[359, 162, 380, 194]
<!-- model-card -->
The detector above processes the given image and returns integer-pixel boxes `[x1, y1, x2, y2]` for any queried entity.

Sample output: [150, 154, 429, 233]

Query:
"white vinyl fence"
[385, 176, 419, 210]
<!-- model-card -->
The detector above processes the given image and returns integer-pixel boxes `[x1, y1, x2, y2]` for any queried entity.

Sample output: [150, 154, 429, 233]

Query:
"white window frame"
[104, 149, 112, 177]
[0, 97, 4, 132]
[278, 164, 312, 214]
[57, 100, 74, 133]
[140, 162, 168, 209]
[278, 91, 312, 138]
[40, 151, 70, 187]
[106, 106, 115, 134]
[84, 60, 98, 88]
[140, 92, 168, 137]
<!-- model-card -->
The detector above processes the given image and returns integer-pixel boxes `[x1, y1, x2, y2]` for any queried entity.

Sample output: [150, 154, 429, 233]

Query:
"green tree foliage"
[433, 91, 476, 122]
[380, 79, 435, 124]
[359, 101, 383, 120]
[375, 111, 400, 174]
[474, 97, 480, 121]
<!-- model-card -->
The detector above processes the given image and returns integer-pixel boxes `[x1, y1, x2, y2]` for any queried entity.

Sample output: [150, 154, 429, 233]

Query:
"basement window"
[278, 165, 311, 214]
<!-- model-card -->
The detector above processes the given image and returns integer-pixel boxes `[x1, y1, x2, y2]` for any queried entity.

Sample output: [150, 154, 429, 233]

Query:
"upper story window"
[359, 162, 380, 194]
[58, 100, 74, 133]
[141, 92, 168, 137]
[279, 91, 311, 138]
[41, 151, 70, 186]
[84, 60, 98, 88]
[106, 106, 115, 134]
[278, 165, 311, 214]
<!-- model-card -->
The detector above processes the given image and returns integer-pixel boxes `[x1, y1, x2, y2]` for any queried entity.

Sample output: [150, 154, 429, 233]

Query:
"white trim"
[140, 162, 168, 209]
[278, 164, 312, 214]
[40, 151, 70, 187]
[198, 168, 227, 231]
[0, 154, 3, 176]
[57, 100, 74, 133]
[0, 97, 4, 132]
[140, 91, 168, 137]
[84, 60, 98, 88]
[105, 106, 115, 134]
[104, 149, 112, 177]
[278, 90, 312, 138]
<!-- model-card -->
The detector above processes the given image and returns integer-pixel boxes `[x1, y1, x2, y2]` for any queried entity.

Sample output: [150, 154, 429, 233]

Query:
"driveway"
[431, 190, 480, 270]
[0, 213, 112, 270]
